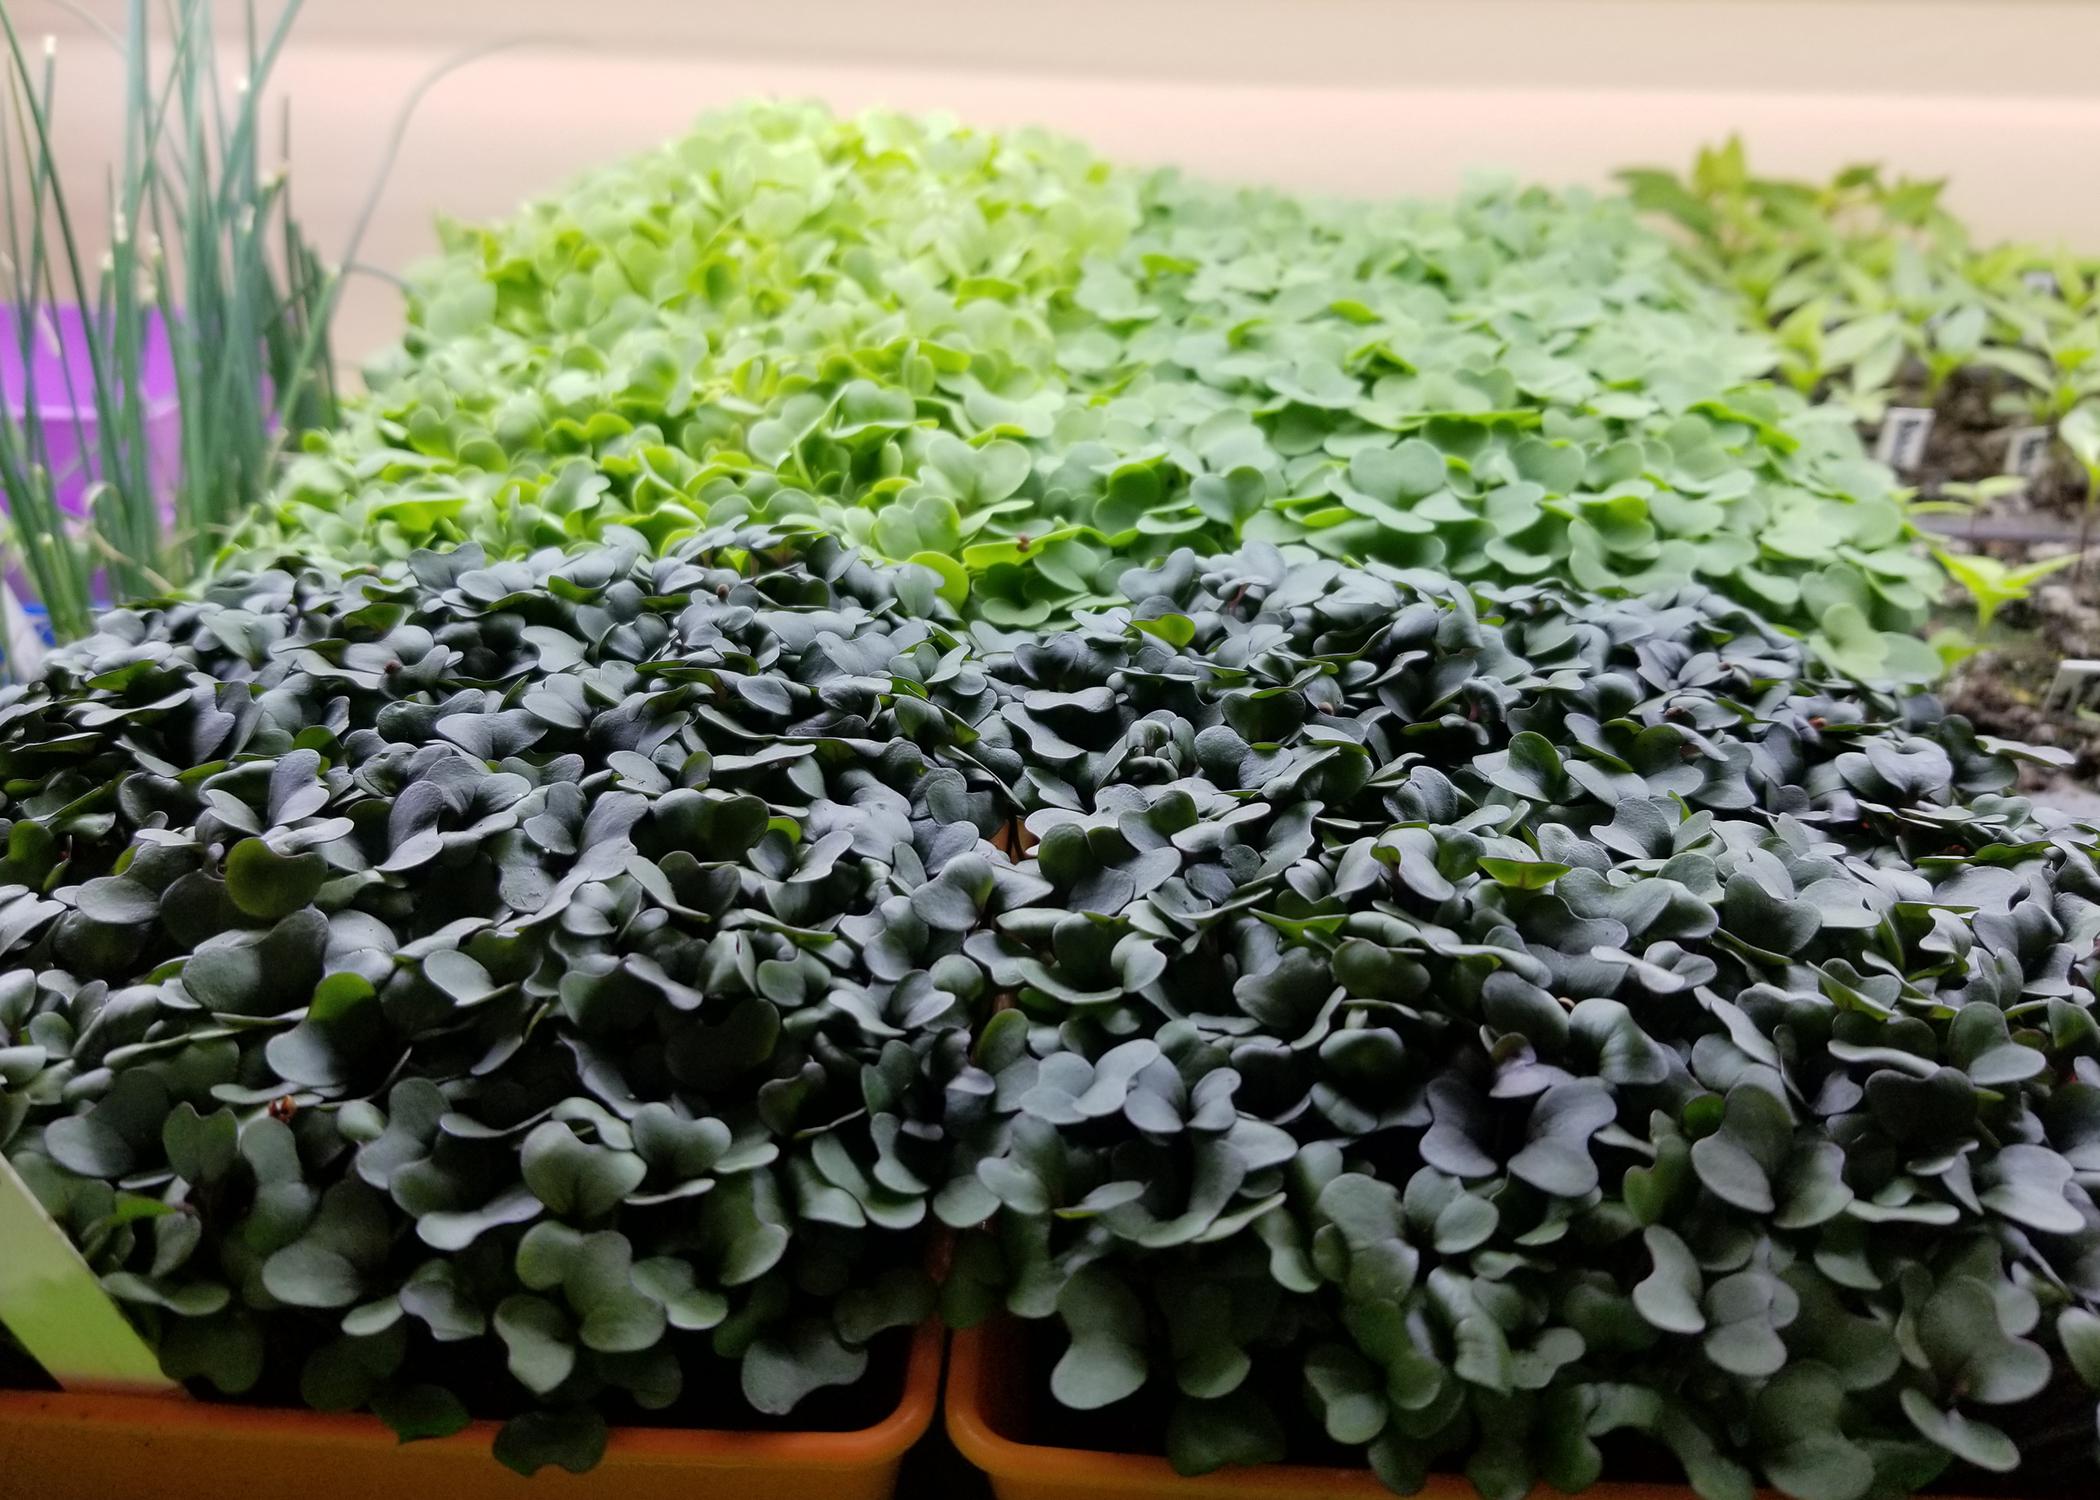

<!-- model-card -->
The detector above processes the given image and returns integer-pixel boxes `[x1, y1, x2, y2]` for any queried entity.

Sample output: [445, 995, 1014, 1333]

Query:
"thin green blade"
[0, 1152, 175, 1392]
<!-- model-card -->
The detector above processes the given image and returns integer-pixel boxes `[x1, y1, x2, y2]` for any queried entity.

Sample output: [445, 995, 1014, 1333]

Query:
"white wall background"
[10, 0, 2100, 363]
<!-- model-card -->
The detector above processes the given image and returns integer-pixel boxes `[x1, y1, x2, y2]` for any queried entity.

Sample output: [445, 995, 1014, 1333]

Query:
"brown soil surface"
[1868, 357, 2100, 799]
[1941, 550, 2100, 791]
[1870, 365, 2087, 514]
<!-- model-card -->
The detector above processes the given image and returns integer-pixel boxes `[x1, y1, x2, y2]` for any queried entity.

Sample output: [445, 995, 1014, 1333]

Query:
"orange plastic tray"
[947, 1319, 1394, 1500]
[945, 1321, 1996, 1500]
[0, 1318, 941, 1500]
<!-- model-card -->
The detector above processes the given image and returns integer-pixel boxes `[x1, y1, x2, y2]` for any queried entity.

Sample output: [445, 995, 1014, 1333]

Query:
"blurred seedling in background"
[1934, 547, 2080, 632]
[2060, 402, 2100, 573]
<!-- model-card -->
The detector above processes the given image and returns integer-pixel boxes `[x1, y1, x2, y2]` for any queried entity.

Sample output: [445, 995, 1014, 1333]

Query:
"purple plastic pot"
[0, 303, 180, 520]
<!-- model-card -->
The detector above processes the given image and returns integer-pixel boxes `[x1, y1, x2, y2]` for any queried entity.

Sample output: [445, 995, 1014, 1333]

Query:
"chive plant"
[0, 0, 338, 663]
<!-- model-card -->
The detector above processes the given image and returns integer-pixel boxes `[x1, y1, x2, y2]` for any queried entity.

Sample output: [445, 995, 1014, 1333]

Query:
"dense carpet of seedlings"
[5, 533, 2099, 1495]
[232, 104, 1941, 683]
[0, 528, 1033, 1473]
[942, 547, 2100, 1499]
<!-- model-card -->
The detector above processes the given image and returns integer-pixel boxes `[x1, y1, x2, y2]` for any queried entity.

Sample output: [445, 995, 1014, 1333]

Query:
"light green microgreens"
[228, 104, 1948, 684]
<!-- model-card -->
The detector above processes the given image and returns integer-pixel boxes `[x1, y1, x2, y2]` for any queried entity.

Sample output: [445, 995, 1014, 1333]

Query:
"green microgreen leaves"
[935, 540, 2100, 1499]
[5, 504, 2098, 1496]
[1, 527, 997, 1470]
[222, 106, 1940, 683]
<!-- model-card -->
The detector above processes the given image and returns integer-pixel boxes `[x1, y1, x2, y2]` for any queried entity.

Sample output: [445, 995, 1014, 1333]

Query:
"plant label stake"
[2004, 426, 2052, 482]
[0, 1152, 177, 1393]
[1876, 408, 1935, 473]
[2043, 659, 2100, 718]
[2024, 269, 2062, 298]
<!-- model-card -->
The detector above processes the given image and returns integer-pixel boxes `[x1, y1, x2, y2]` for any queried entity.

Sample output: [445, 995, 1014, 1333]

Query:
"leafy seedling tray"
[0, 1318, 941, 1500]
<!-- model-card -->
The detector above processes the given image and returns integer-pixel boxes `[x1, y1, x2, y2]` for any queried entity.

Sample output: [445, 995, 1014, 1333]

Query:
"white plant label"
[2005, 425, 2052, 481]
[2024, 269, 2061, 297]
[2044, 659, 2100, 716]
[1875, 407, 1935, 472]
[0, 1153, 177, 1392]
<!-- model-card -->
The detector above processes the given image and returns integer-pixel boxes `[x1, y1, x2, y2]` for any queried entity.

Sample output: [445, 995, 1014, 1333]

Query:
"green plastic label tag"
[0, 1153, 176, 1392]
